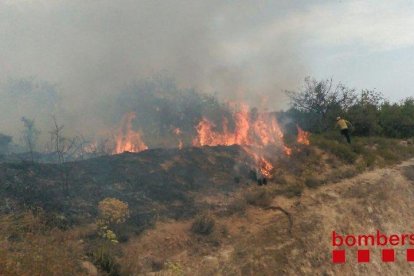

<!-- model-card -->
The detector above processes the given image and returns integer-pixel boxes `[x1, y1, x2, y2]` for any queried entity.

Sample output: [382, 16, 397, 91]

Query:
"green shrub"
[191, 213, 216, 235]
[312, 136, 357, 163]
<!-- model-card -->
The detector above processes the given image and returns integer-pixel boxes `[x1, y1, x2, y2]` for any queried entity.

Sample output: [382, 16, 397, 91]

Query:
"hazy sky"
[2, 0, 413, 101]
[1, 0, 413, 138]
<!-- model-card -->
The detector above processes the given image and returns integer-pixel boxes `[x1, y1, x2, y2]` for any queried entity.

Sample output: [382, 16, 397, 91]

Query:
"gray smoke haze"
[0, 0, 307, 143]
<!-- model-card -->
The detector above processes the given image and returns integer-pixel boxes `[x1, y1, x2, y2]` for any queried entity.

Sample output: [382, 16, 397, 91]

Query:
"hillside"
[116, 158, 414, 275]
[0, 146, 256, 227]
[1, 137, 414, 275]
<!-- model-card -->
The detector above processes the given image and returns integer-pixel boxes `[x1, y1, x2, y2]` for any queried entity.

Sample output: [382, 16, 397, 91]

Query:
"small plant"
[191, 213, 216, 235]
[97, 198, 130, 243]
[165, 261, 184, 275]
[101, 228, 118, 244]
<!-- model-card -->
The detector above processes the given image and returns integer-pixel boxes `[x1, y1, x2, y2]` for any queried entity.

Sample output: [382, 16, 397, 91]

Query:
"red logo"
[332, 231, 414, 263]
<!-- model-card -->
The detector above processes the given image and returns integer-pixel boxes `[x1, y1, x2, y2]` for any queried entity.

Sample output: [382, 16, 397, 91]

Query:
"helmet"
[336, 117, 341, 121]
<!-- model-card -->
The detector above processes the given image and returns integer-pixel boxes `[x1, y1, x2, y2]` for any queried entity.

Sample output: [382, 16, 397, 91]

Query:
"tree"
[49, 116, 78, 194]
[21, 117, 40, 162]
[49, 116, 79, 164]
[346, 89, 383, 136]
[379, 98, 414, 138]
[285, 77, 357, 132]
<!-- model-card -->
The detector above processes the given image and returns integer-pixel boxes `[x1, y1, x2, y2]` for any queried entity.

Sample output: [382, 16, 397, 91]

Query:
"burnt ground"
[3, 140, 414, 275]
[0, 145, 257, 230]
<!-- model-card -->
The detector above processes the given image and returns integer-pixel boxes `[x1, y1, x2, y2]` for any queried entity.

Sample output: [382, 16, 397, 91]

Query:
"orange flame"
[296, 125, 310, 145]
[192, 104, 293, 177]
[243, 146, 274, 177]
[114, 112, 148, 154]
[258, 157, 274, 178]
[193, 106, 288, 149]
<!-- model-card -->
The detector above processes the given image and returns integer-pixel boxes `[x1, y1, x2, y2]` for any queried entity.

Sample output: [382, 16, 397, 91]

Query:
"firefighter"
[336, 116, 352, 144]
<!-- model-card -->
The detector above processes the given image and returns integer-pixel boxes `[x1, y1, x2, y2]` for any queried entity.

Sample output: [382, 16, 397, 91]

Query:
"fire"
[296, 125, 310, 145]
[113, 112, 148, 154]
[258, 157, 274, 178]
[192, 105, 289, 150]
[111, 106, 309, 178]
[192, 104, 292, 178]
[243, 146, 274, 178]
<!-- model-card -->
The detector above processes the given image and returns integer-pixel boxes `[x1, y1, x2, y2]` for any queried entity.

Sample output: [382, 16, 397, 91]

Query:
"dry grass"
[244, 188, 273, 207]
[0, 212, 86, 276]
[304, 175, 323, 189]
[191, 213, 216, 235]
[225, 196, 248, 216]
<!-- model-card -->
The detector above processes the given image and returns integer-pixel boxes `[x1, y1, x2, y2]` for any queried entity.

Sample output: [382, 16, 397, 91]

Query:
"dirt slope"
[123, 158, 414, 275]
[275, 158, 414, 275]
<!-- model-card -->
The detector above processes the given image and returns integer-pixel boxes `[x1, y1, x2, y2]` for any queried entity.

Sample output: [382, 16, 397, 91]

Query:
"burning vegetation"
[113, 112, 148, 154]
[108, 103, 310, 179]
[297, 125, 310, 145]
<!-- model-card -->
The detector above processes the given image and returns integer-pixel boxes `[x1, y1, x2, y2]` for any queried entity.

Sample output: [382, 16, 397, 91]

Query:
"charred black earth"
[0, 145, 257, 231]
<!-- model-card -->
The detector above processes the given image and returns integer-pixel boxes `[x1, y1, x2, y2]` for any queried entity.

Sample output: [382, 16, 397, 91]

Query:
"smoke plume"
[0, 0, 306, 144]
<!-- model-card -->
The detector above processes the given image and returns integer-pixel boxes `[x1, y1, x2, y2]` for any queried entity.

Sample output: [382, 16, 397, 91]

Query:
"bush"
[97, 198, 130, 243]
[98, 198, 130, 225]
[312, 135, 357, 163]
[191, 213, 216, 235]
